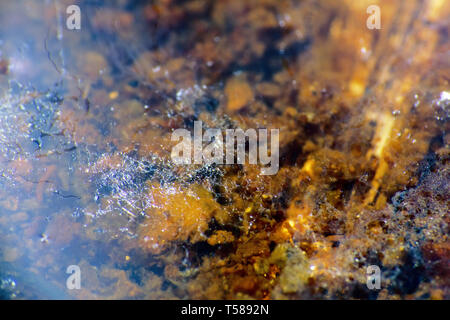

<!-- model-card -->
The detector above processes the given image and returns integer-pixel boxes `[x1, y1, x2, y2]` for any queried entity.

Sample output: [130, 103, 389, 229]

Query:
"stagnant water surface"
[0, 0, 448, 299]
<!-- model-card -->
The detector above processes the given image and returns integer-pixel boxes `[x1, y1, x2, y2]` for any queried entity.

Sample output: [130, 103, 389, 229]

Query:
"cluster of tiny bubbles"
[74, 146, 227, 240]
[0, 276, 18, 299]
[0, 81, 73, 185]
[76, 151, 180, 238]
[434, 91, 449, 121]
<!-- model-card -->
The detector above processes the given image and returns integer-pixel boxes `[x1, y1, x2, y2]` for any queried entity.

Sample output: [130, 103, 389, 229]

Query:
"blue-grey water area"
[0, 0, 174, 299]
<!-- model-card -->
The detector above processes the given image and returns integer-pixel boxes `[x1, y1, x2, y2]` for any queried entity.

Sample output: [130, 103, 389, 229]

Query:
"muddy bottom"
[0, 0, 448, 300]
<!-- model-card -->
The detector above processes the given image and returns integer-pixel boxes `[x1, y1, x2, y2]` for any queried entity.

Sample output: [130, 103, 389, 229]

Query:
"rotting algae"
[0, 0, 448, 300]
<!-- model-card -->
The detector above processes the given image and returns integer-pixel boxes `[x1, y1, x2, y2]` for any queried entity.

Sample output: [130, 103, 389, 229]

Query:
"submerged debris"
[0, 0, 448, 300]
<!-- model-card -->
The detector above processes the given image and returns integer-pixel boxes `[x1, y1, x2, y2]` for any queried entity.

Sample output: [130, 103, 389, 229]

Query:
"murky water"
[0, 0, 182, 299]
[0, 0, 448, 299]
